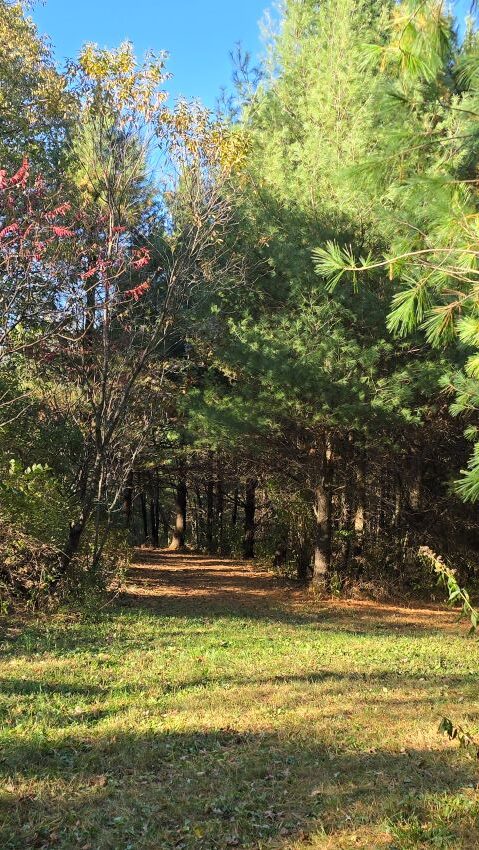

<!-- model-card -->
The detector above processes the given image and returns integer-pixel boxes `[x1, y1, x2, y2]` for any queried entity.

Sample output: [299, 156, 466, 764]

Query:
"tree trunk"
[216, 474, 226, 555]
[409, 457, 423, 512]
[341, 480, 355, 575]
[206, 474, 214, 554]
[312, 439, 332, 589]
[296, 526, 311, 583]
[231, 487, 239, 527]
[169, 477, 187, 550]
[194, 486, 202, 549]
[243, 478, 258, 560]
[123, 469, 133, 528]
[312, 482, 331, 588]
[157, 500, 169, 543]
[353, 456, 366, 564]
[140, 492, 148, 543]
[60, 518, 86, 582]
[150, 498, 159, 547]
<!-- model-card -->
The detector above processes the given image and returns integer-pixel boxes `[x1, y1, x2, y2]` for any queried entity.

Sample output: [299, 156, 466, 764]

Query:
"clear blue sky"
[31, 1, 476, 108]
[32, 0, 270, 108]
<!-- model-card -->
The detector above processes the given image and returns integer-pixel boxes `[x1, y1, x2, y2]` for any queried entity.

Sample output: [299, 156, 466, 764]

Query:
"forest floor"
[1, 549, 479, 850]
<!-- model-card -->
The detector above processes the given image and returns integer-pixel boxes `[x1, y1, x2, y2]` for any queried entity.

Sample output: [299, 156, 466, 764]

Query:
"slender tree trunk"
[312, 482, 331, 587]
[312, 438, 332, 589]
[195, 486, 203, 549]
[169, 477, 187, 550]
[150, 498, 159, 547]
[216, 474, 226, 555]
[140, 492, 148, 543]
[340, 439, 356, 574]
[123, 469, 133, 528]
[296, 525, 310, 583]
[193, 489, 200, 550]
[409, 457, 423, 512]
[243, 478, 258, 560]
[206, 474, 214, 554]
[341, 480, 355, 575]
[60, 518, 86, 581]
[59, 454, 102, 581]
[157, 500, 169, 543]
[231, 487, 239, 527]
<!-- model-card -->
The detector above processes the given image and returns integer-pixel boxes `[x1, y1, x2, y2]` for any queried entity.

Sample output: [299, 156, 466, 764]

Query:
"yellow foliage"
[78, 42, 168, 121]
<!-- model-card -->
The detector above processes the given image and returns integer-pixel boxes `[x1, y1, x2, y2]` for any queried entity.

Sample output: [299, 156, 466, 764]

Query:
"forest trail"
[125, 548, 283, 605]
[122, 548, 459, 634]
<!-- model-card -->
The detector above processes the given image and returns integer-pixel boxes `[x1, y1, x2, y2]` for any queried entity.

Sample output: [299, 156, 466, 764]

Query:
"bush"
[0, 520, 63, 610]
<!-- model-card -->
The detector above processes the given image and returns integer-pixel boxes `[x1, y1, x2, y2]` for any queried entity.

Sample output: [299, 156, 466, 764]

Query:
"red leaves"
[0, 158, 29, 191]
[82, 264, 100, 280]
[51, 226, 74, 238]
[0, 222, 20, 239]
[132, 247, 150, 269]
[8, 157, 29, 188]
[125, 281, 150, 301]
[45, 202, 71, 220]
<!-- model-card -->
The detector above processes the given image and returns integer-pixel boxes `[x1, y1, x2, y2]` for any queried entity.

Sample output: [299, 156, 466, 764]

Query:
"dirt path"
[122, 548, 459, 634]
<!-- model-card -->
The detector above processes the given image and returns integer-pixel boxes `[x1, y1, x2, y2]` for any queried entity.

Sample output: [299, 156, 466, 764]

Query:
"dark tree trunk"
[123, 470, 133, 528]
[216, 474, 226, 555]
[206, 474, 214, 554]
[140, 492, 148, 543]
[353, 457, 365, 561]
[231, 487, 239, 527]
[243, 478, 258, 560]
[296, 529, 311, 583]
[312, 439, 333, 589]
[409, 456, 423, 512]
[340, 441, 356, 574]
[60, 518, 86, 581]
[312, 482, 331, 587]
[150, 498, 159, 547]
[169, 477, 187, 550]
[157, 500, 169, 543]
[341, 482, 355, 575]
[195, 486, 202, 549]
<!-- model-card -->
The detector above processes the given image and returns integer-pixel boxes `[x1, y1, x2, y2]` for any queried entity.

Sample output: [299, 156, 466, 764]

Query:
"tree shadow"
[119, 550, 461, 639]
[1, 728, 476, 849]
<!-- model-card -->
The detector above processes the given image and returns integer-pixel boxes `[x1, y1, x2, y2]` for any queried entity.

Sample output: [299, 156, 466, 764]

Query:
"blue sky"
[32, 0, 270, 108]
[32, 1, 476, 108]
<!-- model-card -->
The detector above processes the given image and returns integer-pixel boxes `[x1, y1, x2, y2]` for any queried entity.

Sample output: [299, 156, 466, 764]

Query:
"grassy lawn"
[1, 552, 478, 849]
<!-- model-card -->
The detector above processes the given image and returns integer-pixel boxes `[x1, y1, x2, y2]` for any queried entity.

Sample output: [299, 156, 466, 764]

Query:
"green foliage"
[439, 717, 479, 758]
[0, 459, 66, 546]
[313, 0, 479, 502]
[0, 0, 71, 171]
[419, 546, 479, 633]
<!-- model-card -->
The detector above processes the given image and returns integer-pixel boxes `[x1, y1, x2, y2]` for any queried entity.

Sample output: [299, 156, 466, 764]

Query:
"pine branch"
[418, 545, 479, 633]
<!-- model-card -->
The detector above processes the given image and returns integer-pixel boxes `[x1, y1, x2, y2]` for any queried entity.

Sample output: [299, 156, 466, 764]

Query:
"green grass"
[1, 588, 478, 849]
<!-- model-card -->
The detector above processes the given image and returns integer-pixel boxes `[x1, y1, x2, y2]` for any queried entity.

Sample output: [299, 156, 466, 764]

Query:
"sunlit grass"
[1, 570, 478, 850]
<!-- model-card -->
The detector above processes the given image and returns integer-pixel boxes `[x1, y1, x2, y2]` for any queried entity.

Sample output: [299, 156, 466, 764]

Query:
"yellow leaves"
[77, 42, 168, 121]
[210, 127, 250, 175]
[79, 42, 136, 81]
[159, 101, 250, 177]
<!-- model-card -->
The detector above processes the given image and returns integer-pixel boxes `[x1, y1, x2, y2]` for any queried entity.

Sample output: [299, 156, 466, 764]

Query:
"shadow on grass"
[1, 728, 477, 849]
[117, 591, 461, 641]
[1, 663, 477, 711]
[117, 549, 459, 639]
